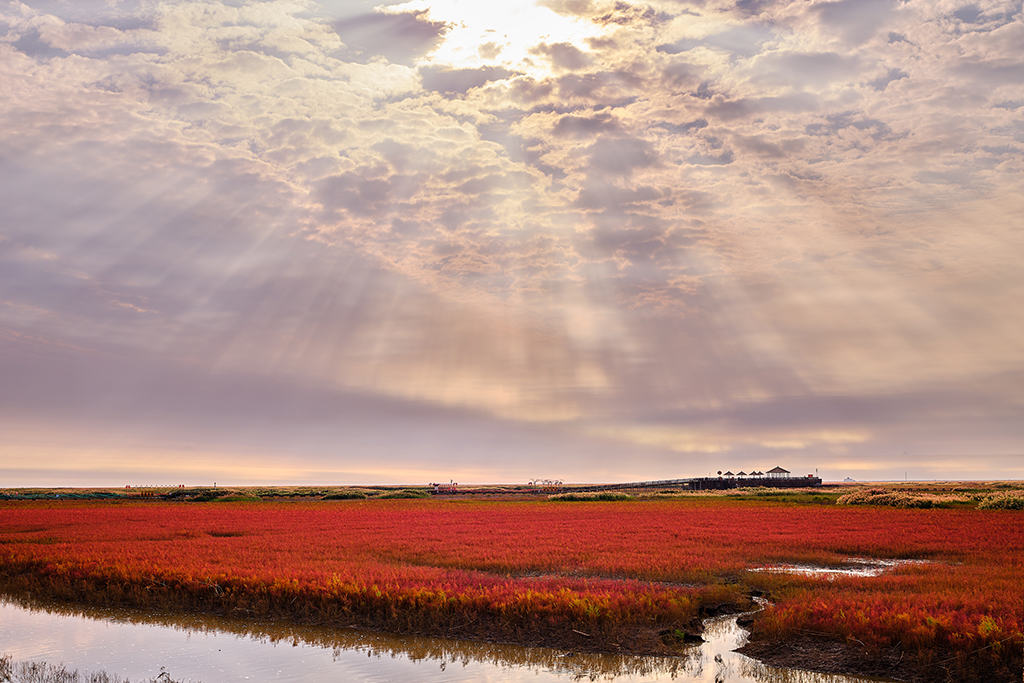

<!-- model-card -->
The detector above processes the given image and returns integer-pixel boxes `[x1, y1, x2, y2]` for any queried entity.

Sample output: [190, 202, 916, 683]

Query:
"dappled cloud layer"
[1, 0, 1022, 483]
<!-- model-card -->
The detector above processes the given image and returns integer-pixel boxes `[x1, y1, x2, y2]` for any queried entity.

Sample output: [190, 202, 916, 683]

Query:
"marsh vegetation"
[0, 481, 1021, 681]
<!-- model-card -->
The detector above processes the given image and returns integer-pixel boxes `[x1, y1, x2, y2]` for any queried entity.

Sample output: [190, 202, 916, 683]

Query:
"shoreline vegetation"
[3, 479, 1022, 507]
[0, 482, 1022, 682]
[0, 654, 192, 683]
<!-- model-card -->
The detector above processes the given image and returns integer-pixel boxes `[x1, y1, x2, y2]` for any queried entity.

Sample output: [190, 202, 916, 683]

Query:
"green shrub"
[977, 492, 1024, 510]
[836, 489, 935, 508]
[184, 489, 225, 502]
[170, 488, 253, 502]
[549, 491, 635, 501]
[377, 489, 430, 499]
[322, 490, 367, 500]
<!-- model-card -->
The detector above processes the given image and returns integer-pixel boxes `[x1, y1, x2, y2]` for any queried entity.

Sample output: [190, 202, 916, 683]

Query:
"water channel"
[0, 594, 897, 683]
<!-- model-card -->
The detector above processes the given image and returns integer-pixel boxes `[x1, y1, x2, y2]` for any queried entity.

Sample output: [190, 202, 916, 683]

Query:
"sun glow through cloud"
[387, 0, 602, 73]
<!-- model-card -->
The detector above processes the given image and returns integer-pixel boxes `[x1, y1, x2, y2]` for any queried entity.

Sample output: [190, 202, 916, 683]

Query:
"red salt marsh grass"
[0, 497, 1021, 681]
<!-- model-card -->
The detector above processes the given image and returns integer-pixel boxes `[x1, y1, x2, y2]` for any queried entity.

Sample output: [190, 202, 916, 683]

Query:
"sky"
[1, 0, 1022, 486]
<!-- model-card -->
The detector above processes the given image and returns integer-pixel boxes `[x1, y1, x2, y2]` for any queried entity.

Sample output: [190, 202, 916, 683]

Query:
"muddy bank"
[739, 638, 919, 682]
[739, 634, 1023, 683]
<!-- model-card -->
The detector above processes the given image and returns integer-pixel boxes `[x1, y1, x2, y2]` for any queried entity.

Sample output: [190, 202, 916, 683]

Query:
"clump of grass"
[376, 489, 429, 499]
[976, 492, 1024, 510]
[836, 488, 967, 509]
[164, 488, 220, 502]
[639, 490, 689, 498]
[733, 487, 806, 497]
[162, 488, 258, 503]
[0, 655, 194, 683]
[247, 487, 326, 498]
[0, 491, 124, 501]
[548, 491, 635, 501]
[322, 490, 367, 501]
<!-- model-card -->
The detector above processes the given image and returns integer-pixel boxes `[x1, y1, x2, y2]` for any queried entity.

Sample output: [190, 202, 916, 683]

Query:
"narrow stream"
[0, 595, 896, 683]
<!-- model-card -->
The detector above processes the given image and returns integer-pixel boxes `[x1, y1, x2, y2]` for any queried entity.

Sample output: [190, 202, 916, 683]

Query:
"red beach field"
[0, 496, 1021, 681]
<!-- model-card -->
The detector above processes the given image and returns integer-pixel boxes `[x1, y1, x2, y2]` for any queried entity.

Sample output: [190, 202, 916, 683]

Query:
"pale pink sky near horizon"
[1, 0, 1022, 487]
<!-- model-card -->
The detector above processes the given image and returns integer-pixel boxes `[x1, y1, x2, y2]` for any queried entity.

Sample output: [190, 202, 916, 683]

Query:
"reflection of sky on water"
[748, 558, 930, 580]
[1, 596, 894, 683]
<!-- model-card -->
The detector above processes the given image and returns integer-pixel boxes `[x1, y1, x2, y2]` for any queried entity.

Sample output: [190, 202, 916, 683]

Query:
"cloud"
[552, 111, 624, 137]
[332, 9, 449, 65]
[811, 0, 896, 46]
[586, 136, 656, 175]
[867, 67, 909, 91]
[531, 41, 592, 71]
[657, 23, 774, 58]
[420, 65, 515, 93]
[752, 51, 861, 89]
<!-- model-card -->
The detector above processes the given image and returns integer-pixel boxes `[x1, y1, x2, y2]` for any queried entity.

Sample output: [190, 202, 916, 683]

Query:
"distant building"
[766, 466, 791, 479]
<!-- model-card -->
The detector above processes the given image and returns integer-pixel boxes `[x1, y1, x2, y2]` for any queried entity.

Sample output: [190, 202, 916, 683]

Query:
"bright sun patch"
[385, 0, 604, 74]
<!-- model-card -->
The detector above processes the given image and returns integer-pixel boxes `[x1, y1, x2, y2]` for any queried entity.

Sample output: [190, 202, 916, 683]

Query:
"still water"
[1, 595, 894, 683]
